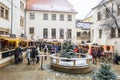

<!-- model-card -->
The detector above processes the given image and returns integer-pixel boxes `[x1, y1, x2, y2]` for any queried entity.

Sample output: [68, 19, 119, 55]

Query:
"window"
[43, 28, 48, 39]
[60, 29, 64, 39]
[67, 15, 72, 21]
[0, 31, 4, 35]
[5, 32, 9, 35]
[20, 16, 24, 26]
[30, 13, 35, 19]
[82, 31, 87, 38]
[77, 32, 80, 36]
[117, 5, 120, 16]
[60, 14, 64, 21]
[52, 14, 56, 20]
[77, 32, 81, 40]
[67, 29, 72, 39]
[43, 13, 48, 20]
[0, 3, 9, 20]
[5, 9, 9, 19]
[99, 29, 102, 38]
[52, 29, 56, 39]
[106, 8, 110, 18]
[111, 28, 116, 38]
[88, 31, 90, 38]
[118, 29, 120, 38]
[20, 1, 24, 10]
[97, 11, 101, 20]
[1, 6, 4, 18]
[29, 27, 34, 34]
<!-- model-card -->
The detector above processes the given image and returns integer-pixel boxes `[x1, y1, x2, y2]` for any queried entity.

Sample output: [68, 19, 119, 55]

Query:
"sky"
[68, 0, 100, 19]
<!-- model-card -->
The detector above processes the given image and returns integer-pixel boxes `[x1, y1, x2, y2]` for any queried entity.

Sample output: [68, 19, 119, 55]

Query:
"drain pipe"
[11, 0, 13, 34]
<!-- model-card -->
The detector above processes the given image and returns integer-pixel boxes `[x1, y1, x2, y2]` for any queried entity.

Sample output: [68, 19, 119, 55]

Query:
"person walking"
[14, 46, 22, 64]
[91, 48, 98, 65]
[36, 47, 40, 64]
[31, 47, 37, 64]
[43, 44, 48, 60]
[26, 47, 31, 65]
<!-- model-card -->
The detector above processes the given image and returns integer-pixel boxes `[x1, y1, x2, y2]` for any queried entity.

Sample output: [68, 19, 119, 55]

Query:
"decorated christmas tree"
[93, 63, 117, 80]
[60, 40, 78, 58]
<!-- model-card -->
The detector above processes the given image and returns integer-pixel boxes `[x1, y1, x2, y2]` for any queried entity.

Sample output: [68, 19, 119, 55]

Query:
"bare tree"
[100, 0, 120, 31]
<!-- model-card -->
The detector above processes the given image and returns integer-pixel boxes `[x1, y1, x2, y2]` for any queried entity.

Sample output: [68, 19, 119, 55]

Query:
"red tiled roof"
[26, 0, 77, 13]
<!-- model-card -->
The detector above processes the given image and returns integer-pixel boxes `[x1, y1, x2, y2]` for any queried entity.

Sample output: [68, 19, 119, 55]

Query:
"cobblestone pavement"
[0, 53, 120, 80]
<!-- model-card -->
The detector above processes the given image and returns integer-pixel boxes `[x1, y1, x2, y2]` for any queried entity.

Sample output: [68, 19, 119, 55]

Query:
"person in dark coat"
[36, 47, 40, 64]
[14, 46, 22, 64]
[31, 47, 37, 64]
[92, 48, 98, 65]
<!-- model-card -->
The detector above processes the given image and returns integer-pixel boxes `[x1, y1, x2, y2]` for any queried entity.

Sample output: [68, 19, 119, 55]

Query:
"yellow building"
[82, 16, 93, 22]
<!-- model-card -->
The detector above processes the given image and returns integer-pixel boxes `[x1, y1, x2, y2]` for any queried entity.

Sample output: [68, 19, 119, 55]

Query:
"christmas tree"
[60, 40, 78, 58]
[93, 63, 117, 80]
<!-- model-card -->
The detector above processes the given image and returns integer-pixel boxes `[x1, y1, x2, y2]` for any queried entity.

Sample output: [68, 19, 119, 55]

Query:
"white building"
[76, 20, 91, 44]
[0, 0, 26, 37]
[26, 0, 77, 43]
[91, 0, 120, 53]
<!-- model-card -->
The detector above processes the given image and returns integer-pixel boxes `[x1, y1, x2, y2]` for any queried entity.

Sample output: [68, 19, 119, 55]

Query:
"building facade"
[76, 20, 91, 44]
[26, 0, 77, 43]
[91, 0, 120, 53]
[0, 0, 26, 37]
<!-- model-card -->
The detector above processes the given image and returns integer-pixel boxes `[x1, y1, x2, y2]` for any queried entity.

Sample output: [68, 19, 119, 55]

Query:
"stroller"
[18, 53, 23, 63]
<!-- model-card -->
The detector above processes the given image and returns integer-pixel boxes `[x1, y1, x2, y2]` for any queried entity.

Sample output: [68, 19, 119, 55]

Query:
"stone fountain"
[50, 40, 92, 74]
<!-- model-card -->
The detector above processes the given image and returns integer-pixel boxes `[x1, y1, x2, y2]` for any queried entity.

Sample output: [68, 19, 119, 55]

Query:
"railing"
[50, 53, 92, 67]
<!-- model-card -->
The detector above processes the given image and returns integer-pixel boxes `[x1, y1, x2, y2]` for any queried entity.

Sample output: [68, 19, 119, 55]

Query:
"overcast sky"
[68, 0, 100, 19]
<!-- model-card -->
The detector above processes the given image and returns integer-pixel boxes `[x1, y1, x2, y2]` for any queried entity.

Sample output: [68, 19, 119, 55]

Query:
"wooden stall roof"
[49, 41, 61, 44]
[0, 35, 9, 39]
[3, 37, 20, 42]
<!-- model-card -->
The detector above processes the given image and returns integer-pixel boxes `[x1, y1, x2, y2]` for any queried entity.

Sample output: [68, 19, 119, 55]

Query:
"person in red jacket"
[74, 46, 79, 53]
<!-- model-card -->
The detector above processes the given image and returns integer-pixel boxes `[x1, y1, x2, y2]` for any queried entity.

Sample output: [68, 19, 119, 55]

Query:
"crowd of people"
[14, 42, 62, 65]
[73, 45, 106, 65]
[90, 47, 105, 65]
[14, 42, 107, 66]
[14, 46, 40, 65]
